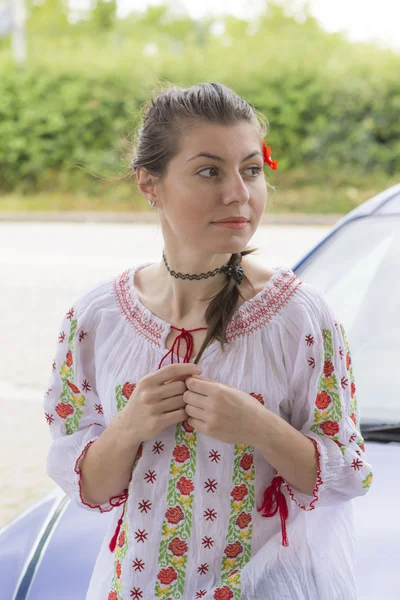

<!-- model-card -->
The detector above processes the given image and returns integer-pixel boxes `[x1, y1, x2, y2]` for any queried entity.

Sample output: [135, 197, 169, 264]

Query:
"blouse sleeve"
[43, 301, 118, 512]
[282, 283, 374, 510]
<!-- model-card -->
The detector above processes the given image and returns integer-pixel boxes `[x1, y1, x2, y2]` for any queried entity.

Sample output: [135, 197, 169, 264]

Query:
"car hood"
[354, 441, 400, 599]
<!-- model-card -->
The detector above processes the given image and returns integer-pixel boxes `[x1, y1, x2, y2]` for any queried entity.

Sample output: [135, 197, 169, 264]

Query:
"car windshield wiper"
[360, 423, 400, 443]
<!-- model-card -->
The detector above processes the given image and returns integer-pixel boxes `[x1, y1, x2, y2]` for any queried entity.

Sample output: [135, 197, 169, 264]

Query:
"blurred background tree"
[0, 0, 398, 213]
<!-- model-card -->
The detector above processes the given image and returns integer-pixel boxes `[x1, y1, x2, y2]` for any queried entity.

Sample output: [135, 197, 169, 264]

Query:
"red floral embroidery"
[250, 392, 265, 405]
[165, 506, 185, 524]
[168, 537, 188, 556]
[230, 483, 248, 501]
[94, 403, 103, 414]
[55, 402, 74, 418]
[173, 445, 190, 463]
[315, 390, 332, 410]
[65, 379, 80, 394]
[59, 331, 66, 343]
[224, 541, 243, 558]
[116, 561, 122, 579]
[118, 531, 125, 547]
[130, 589, 143, 600]
[182, 419, 195, 433]
[66, 349, 73, 367]
[323, 360, 334, 377]
[236, 511, 252, 529]
[351, 382, 356, 398]
[213, 586, 234, 600]
[239, 453, 253, 471]
[82, 379, 91, 392]
[350, 413, 357, 425]
[176, 476, 194, 495]
[108, 592, 118, 600]
[157, 566, 178, 585]
[319, 420, 340, 436]
[346, 354, 351, 370]
[122, 382, 135, 399]
[67, 308, 74, 320]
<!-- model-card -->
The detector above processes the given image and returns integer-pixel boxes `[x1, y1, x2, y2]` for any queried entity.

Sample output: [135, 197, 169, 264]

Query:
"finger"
[182, 390, 206, 409]
[159, 395, 186, 414]
[185, 404, 206, 421]
[154, 363, 201, 385]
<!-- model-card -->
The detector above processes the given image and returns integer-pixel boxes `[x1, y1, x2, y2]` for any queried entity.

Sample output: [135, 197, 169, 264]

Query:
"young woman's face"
[155, 121, 268, 256]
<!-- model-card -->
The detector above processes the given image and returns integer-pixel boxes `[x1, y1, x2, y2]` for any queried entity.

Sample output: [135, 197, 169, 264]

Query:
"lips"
[214, 217, 249, 223]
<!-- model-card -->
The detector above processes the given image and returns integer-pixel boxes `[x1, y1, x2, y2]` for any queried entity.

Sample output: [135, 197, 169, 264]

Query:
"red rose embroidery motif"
[250, 393, 265, 406]
[116, 561, 121, 579]
[350, 382, 356, 398]
[239, 453, 253, 471]
[165, 506, 185, 524]
[55, 402, 74, 418]
[315, 390, 332, 410]
[224, 541, 243, 558]
[323, 360, 334, 378]
[230, 484, 248, 501]
[320, 420, 340, 436]
[350, 413, 357, 425]
[108, 592, 118, 600]
[182, 420, 195, 433]
[65, 379, 80, 394]
[118, 531, 125, 548]
[173, 444, 190, 463]
[235, 511, 252, 529]
[176, 476, 194, 495]
[360, 443, 365, 452]
[66, 349, 73, 367]
[168, 537, 188, 556]
[346, 354, 351, 370]
[157, 566, 178, 585]
[214, 585, 234, 600]
[122, 382, 135, 400]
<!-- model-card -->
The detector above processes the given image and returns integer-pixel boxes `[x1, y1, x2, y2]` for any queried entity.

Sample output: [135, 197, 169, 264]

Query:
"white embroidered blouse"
[44, 262, 373, 600]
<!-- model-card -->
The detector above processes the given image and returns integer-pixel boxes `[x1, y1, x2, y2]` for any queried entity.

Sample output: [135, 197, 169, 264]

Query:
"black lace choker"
[162, 249, 244, 285]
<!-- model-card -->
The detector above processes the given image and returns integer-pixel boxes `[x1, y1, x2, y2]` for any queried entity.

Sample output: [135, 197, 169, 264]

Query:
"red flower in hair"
[262, 140, 278, 170]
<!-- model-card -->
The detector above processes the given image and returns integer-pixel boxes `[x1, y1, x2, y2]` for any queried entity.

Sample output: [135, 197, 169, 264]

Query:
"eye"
[245, 166, 263, 177]
[198, 167, 219, 178]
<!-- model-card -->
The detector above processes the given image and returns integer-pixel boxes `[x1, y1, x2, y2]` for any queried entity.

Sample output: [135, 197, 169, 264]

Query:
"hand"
[183, 375, 264, 445]
[120, 363, 202, 442]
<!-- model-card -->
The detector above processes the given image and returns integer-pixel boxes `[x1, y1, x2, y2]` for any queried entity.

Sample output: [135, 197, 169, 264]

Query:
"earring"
[148, 198, 155, 207]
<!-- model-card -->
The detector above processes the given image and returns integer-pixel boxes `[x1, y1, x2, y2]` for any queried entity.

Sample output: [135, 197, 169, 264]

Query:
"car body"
[1, 184, 399, 600]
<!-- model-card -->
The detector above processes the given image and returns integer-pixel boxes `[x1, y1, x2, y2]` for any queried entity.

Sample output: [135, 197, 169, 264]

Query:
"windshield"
[295, 215, 400, 425]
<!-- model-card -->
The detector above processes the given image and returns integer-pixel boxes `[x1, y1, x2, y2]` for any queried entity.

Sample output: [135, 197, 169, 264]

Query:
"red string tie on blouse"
[257, 475, 289, 547]
[109, 488, 129, 552]
[158, 325, 208, 368]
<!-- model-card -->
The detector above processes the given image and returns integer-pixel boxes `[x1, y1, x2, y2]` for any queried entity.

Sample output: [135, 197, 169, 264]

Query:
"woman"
[44, 82, 373, 600]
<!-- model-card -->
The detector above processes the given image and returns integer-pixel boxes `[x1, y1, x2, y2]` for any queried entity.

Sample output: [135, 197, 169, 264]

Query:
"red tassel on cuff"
[257, 475, 289, 547]
[109, 489, 128, 553]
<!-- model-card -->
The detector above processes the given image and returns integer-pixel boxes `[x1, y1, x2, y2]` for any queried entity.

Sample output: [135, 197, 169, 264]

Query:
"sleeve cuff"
[282, 435, 325, 511]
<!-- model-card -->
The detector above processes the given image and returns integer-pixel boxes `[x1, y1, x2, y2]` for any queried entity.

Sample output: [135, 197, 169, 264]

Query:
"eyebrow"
[186, 150, 262, 163]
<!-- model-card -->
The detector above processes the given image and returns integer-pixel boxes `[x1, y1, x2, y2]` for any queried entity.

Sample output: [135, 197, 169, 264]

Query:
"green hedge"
[0, 6, 399, 194]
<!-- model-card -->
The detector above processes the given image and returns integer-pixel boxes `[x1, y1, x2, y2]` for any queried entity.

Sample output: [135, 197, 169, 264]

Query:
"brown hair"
[131, 81, 271, 365]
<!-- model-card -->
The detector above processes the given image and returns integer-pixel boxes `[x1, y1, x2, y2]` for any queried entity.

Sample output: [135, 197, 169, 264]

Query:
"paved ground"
[0, 221, 330, 529]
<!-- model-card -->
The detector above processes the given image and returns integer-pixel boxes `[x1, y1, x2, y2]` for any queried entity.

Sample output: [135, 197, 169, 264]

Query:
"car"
[1, 184, 399, 600]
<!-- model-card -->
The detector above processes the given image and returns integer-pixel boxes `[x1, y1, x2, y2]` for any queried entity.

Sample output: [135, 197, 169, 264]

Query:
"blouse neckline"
[114, 261, 302, 360]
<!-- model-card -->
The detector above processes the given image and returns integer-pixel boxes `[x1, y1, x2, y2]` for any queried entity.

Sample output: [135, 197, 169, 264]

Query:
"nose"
[222, 171, 251, 205]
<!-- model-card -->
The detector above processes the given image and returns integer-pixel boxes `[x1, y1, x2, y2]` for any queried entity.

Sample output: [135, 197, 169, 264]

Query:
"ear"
[135, 167, 158, 203]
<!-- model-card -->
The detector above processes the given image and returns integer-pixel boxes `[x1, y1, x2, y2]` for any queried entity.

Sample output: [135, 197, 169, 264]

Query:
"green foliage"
[0, 0, 399, 202]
